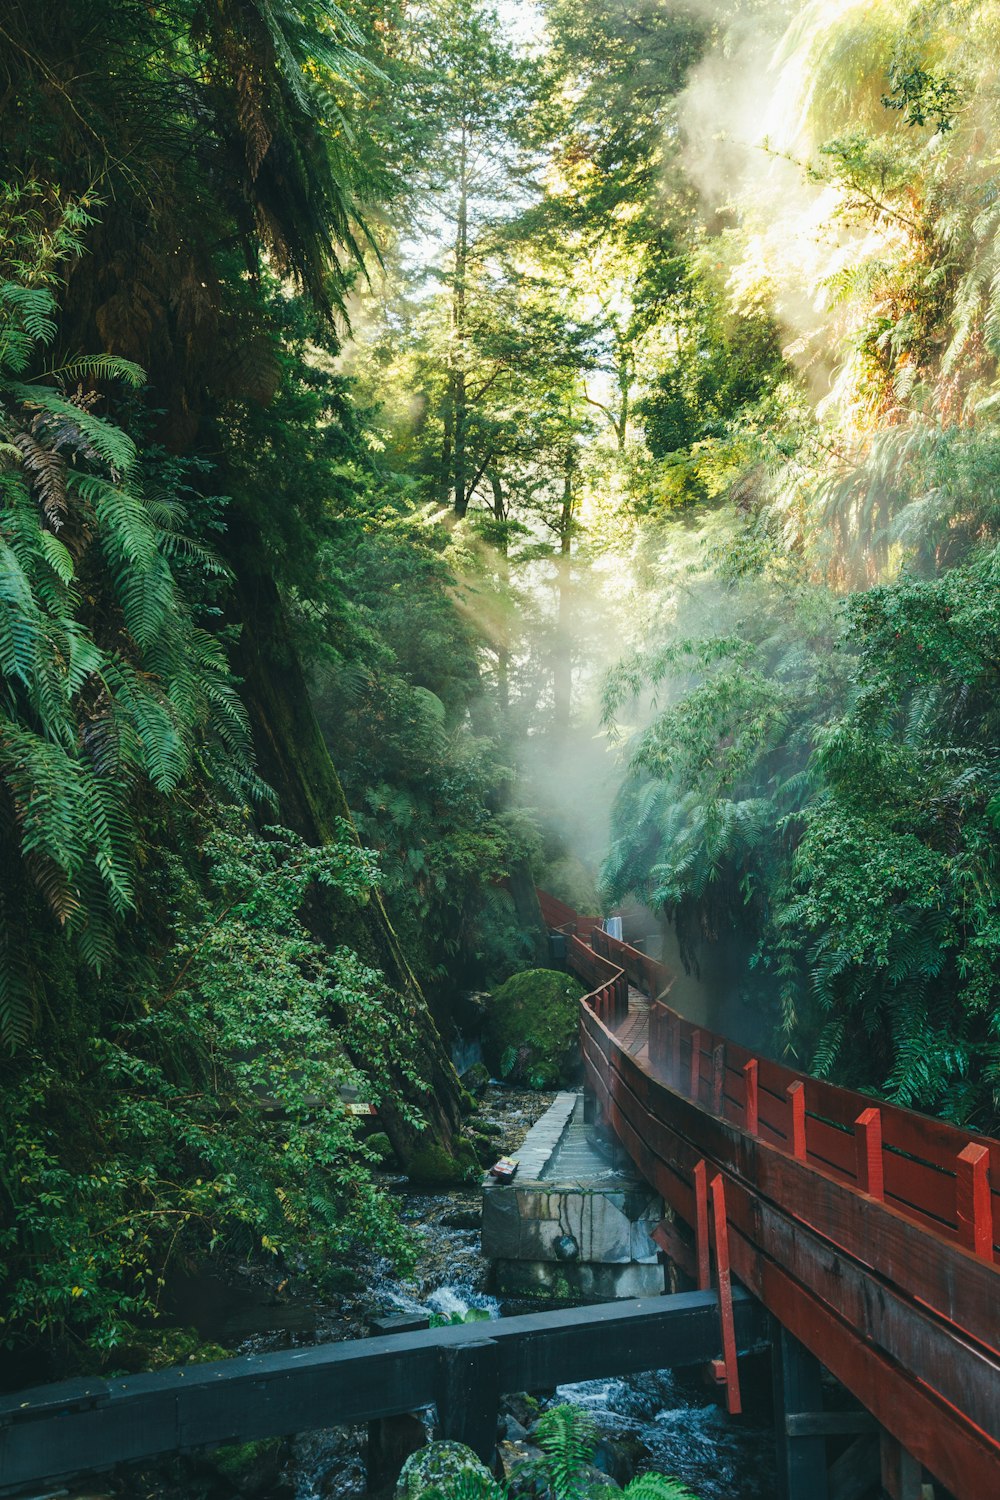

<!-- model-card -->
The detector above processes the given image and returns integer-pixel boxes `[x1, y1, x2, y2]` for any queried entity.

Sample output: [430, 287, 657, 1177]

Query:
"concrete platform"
[482, 1093, 665, 1302]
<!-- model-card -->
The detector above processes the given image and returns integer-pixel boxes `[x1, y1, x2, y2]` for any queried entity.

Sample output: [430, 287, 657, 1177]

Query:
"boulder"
[396, 1441, 493, 1500]
[483, 970, 586, 1089]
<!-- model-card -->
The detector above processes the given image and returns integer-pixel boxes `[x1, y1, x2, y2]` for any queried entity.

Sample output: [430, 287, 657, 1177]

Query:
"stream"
[277, 1086, 777, 1500]
[92, 1086, 776, 1500]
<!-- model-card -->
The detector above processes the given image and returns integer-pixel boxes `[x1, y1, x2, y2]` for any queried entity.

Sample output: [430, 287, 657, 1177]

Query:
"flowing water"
[276, 1086, 776, 1500]
[90, 1086, 775, 1500]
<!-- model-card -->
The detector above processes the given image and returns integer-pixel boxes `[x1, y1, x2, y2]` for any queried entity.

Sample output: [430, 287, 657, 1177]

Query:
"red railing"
[537, 889, 1000, 1500]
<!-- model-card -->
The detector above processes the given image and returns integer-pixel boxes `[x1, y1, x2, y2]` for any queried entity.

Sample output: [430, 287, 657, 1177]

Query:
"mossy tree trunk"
[226, 522, 465, 1162]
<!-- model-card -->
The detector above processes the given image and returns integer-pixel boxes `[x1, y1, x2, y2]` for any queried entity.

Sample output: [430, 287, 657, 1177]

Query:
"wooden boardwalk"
[537, 890, 1000, 1500]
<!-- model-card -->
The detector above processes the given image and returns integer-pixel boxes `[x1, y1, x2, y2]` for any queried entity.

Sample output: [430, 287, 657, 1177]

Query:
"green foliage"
[533, 1404, 599, 1500]
[0, 817, 423, 1355]
[0, 190, 259, 1047]
[408, 1407, 700, 1500]
[428, 1306, 491, 1328]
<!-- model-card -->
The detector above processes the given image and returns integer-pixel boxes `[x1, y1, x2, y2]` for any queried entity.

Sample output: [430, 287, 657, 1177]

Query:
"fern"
[0, 190, 261, 1043]
[623, 1476, 700, 1500]
[534, 1404, 599, 1500]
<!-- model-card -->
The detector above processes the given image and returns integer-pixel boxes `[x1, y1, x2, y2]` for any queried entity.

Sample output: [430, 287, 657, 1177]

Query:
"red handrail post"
[956, 1142, 992, 1258]
[743, 1059, 758, 1136]
[708, 1173, 742, 1416]
[689, 1029, 703, 1101]
[787, 1080, 807, 1160]
[855, 1106, 884, 1199]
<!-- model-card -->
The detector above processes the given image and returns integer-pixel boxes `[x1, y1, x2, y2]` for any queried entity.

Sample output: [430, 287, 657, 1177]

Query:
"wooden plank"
[611, 1069, 1000, 1457]
[694, 1160, 711, 1292]
[788, 1081, 807, 1160]
[0, 1292, 766, 1495]
[587, 1040, 1000, 1499]
[722, 1175, 1000, 1439]
[828, 1436, 879, 1500]
[689, 1029, 703, 1101]
[712, 1045, 726, 1115]
[727, 1220, 1000, 1500]
[880, 1430, 923, 1500]
[598, 1037, 1000, 1355]
[744, 1059, 758, 1136]
[882, 1150, 957, 1233]
[785, 1412, 876, 1437]
[651, 1218, 697, 1280]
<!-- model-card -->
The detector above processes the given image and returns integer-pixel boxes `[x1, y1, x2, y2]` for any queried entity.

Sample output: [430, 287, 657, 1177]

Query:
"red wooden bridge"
[537, 889, 1000, 1500]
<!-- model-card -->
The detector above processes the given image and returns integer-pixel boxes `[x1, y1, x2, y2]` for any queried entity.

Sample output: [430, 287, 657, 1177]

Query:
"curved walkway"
[538, 890, 1000, 1500]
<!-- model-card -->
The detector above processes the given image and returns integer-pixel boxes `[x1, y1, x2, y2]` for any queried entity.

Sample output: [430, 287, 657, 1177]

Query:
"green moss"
[483, 968, 586, 1089]
[396, 1441, 493, 1500]
[325, 1265, 363, 1292]
[406, 1138, 480, 1186]
[131, 1327, 232, 1371]
[366, 1131, 395, 1165]
[460, 1062, 490, 1096]
[212, 1438, 282, 1481]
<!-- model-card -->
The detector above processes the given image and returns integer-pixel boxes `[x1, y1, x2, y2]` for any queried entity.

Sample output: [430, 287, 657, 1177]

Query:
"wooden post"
[880, 1429, 923, 1500]
[772, 1321, 829, 1500]
[708, 1174, 741, 1416]
[689, 1029, 703, 1101]
[435, 1338, 500, 1464]
[367, 1313, 430, 1490]
[671, 1017, 681, 1089]
[854, 1107, 884, 1199]
[956, 1142, 992, 1258]
[787, 1080, 806, 1160]
[744, 1059, 759, 1136]
[712, 1044, 726, 1115]
[693, 1159, 711, 1292]
[649, 1004, 665, 1071]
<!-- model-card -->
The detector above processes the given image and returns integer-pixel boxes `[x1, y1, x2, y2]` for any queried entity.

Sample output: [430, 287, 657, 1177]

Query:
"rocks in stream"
[396, 1442, 494, 1500]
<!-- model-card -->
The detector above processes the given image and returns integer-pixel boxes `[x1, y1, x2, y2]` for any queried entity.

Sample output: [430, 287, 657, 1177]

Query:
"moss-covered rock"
[406, 1138, 480, 1187]
[366, 1131, 395, 1166]
[483, 969, 586, 1089]
[460, 1061, 491, 1096]
[396, 1441, 493, 1500]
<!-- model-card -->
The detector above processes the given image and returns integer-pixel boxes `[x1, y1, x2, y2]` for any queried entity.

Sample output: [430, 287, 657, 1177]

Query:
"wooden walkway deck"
[537, 890, 1000, 1500]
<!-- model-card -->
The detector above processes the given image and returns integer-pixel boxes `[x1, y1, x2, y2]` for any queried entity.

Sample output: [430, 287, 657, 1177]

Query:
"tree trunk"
[452, 134, 470, 517]
[437, 396, 454, 508]
[552, 449, 575, 736]
[224, 515, 465, 1163]
[489, 471, 510, 712]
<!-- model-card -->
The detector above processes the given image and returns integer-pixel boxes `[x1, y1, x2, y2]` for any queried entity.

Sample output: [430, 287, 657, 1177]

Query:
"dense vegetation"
[3, 0, 1000, 1379]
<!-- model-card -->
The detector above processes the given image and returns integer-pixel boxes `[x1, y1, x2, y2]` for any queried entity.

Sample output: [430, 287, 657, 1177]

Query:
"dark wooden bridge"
[537, 888, 1000, 1500]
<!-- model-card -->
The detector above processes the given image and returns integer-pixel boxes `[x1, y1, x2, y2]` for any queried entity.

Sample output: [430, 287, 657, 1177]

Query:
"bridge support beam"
[772, 1321, 829, 1500]
[435, 1338, 500, 1464]
[879, 1430, 927, 1500]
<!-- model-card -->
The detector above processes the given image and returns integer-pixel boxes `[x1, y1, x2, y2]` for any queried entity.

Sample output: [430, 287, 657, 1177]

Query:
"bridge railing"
[567, 934, 628, 1023]
[645, 998, 1000, 1262]
[592, 926, 674, 1002]
[538, 889, 1000, 1498]
[537, 890, 999, 1262]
